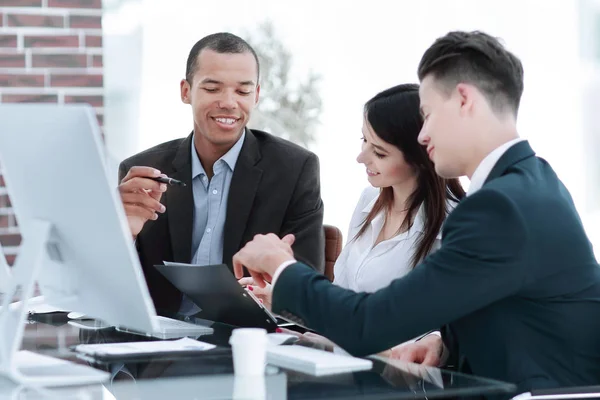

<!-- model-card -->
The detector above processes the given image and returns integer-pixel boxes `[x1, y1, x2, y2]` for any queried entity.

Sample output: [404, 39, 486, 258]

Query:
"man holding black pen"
[117, 32, 324, 316]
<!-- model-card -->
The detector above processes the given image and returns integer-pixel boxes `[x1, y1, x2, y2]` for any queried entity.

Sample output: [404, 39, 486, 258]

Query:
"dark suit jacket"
[119, 129, 324, 314]
[272, 141, 600, 393]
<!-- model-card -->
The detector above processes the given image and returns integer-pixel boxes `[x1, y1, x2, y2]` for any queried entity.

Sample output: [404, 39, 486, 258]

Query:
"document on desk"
[74, 337, 217, 360]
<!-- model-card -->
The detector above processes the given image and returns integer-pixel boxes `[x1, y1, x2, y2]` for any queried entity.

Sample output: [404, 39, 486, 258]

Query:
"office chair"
[323, 225, 343, 281]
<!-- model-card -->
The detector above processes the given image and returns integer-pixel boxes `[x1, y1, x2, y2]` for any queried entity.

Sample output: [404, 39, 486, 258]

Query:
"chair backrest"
[323, 225, 343, 281]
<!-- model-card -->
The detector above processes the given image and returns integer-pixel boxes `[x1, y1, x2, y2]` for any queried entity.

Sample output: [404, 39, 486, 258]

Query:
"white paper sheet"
[75, 337, 216, 356]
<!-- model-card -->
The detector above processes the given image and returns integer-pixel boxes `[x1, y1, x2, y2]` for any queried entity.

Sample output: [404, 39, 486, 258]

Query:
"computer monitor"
[0, 104, 158, 333]
[0, 104, 207, 386]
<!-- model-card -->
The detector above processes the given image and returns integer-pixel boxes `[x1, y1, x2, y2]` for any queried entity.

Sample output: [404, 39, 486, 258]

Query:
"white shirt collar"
[190, 130, 246, 179]
[467, 138, 524, 197]
[361, 193, 379, 214]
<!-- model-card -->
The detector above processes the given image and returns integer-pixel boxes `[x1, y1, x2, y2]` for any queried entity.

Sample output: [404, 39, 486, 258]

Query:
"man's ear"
[254, 83, 261, 105]
[455, 83, 475, 116]
[180, 79, 191, 104]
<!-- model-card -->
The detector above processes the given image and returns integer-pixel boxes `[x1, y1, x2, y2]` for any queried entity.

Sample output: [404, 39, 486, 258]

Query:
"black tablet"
[154, 263, 278, 332]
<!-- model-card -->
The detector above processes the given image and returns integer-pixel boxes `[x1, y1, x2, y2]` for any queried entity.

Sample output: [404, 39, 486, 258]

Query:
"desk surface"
[10, 313, 516, 399]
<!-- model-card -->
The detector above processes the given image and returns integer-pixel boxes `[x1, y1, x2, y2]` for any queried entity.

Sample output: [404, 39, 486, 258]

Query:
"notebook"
[73, 337, 222, 362]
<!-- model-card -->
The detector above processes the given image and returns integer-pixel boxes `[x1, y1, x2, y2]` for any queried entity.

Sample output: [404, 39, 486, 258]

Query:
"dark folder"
[154, 263, 278, 332]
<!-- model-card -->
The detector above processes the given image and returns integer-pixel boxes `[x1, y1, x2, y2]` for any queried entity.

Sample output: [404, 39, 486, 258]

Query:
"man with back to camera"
[231, 30, 600, 393]
[117, 32, 324, 316]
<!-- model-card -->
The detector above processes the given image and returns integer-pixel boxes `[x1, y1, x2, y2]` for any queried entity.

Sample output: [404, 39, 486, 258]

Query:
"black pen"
[149, 176, 186, 187]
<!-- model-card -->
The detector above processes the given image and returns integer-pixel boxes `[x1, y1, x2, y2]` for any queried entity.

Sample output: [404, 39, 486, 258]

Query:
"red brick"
[0, 175, 4, 187]
[1, 0, 42, 6]
[24, 35, 79, 48]
[32, 54, 87, 68]
[85, 35, 102, 48]
[48, 0, 101, 9]
[0, 14, 3, 27]
[65, 95, 103, 107]
[0, 234, 21, 247]
[0, 215, 9, 228]
[0, 54, 26, 68]
[6, 255, 16, 266]
[7, 13, 64, 28]
[0, 74, 44, 87]
[3, 94, 58, 103]
[50, 74, 102, 87]
[0, 35, 18, 48]
[69, 15, 101, 29]
[92, 54, 102, 67]
[0, 195, 11, 208]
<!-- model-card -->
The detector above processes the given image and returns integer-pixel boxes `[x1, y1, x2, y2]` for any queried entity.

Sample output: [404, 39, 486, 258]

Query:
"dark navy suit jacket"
[273, 141, 600, 393]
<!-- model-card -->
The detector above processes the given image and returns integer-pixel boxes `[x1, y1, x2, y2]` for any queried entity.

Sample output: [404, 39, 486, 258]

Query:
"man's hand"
[387, 334, 443, 366]
[232, 234, 295, 288]
[301, 332, 337, 352]
[118, 166, 167, 238]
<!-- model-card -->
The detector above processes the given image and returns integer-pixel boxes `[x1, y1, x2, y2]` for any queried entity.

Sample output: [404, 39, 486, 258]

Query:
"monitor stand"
[0, 219, 108, 386]
[0, 237, 11, 294]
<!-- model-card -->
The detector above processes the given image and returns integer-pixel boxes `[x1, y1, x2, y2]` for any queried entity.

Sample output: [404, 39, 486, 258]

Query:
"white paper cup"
[229, 328, 268, 376]
[233, 375, 266, 399]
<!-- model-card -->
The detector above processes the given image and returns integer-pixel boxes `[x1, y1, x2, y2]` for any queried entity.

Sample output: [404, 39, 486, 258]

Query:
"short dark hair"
[185, 32, 260, 83]
[356, 84, 465, 267]
[418, 31, 524, 115]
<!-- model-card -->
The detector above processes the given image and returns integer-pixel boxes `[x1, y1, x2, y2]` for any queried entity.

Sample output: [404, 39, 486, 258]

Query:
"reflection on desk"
[108, 370, 287, 400]
[0, 376, 105, 400]
[16, 312, 517, 400]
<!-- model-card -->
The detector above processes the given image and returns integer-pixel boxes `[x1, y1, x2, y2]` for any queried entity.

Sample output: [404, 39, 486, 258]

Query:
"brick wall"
[0, 0, 104, 265]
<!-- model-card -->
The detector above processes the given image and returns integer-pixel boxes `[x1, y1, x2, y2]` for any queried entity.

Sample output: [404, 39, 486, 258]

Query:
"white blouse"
[333, 187, 446, 293]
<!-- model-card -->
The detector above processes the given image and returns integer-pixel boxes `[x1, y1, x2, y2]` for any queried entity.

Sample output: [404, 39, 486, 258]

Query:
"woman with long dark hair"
[333, 83, 464, 291]
[240, 84, 465, 356]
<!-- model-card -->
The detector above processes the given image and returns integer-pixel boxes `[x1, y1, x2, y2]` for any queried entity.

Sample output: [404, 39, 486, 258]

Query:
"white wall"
[103, 0, 594, 250]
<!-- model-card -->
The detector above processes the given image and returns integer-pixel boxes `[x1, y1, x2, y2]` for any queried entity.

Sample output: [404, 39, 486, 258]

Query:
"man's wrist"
[420, 332, 442, 346]
[421, 331, 448, 366]
[271, 259, 297, 287]
[265, 252, 295, 276]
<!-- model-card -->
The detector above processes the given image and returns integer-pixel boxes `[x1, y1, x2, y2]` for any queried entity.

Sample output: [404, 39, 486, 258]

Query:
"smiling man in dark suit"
[232, 31, 600, 394]
[117, 32, 324, 316]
